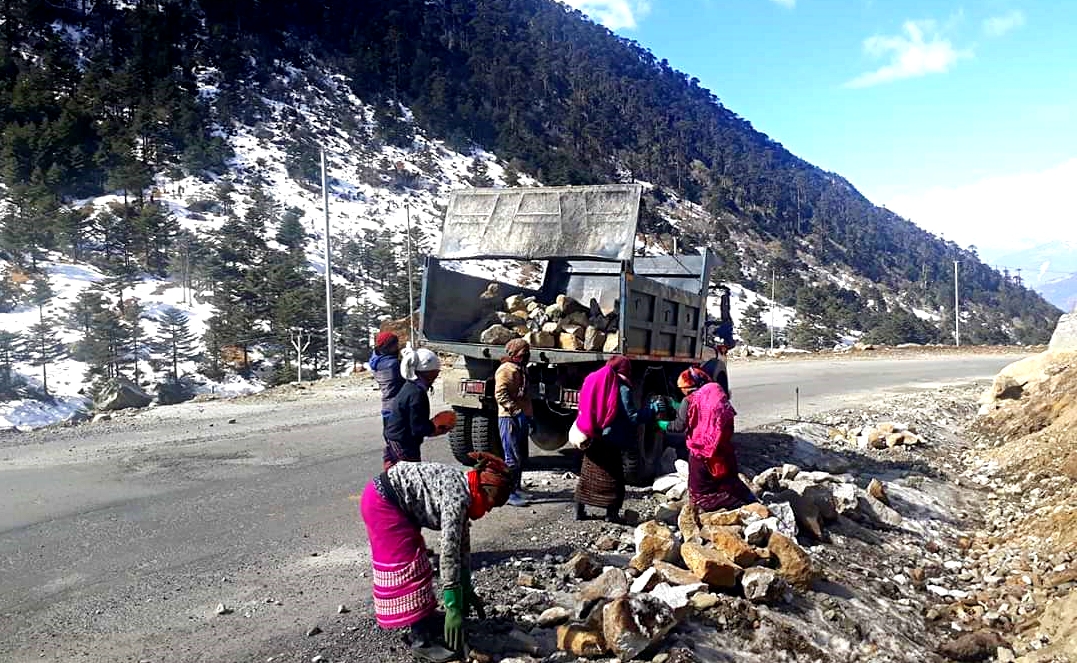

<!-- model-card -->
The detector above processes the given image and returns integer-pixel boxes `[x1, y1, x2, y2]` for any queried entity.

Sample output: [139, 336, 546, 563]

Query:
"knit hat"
[375, 331, 398, 352]
[468, 452, 513, 507]
[677, 366, 710, 391]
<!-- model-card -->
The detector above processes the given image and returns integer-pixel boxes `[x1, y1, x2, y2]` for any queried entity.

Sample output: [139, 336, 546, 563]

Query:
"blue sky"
[562, 0, 1077, 263]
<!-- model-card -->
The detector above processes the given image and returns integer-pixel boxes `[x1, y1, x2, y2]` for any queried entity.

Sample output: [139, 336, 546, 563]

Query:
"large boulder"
[155, 380, 194, 406]
[579, 568, 630, 602]
[702, 526, 760, 567]
[96, 378, 152, 411]
[1049, 312, 1077, 353]
[767, 532, 816, 589]
[653, 561, 705, 587]
[630, 521, 678, 571]
[602, 595, 678, 661]
[556, 624, 607, 657]
[680, 542, 741, 589]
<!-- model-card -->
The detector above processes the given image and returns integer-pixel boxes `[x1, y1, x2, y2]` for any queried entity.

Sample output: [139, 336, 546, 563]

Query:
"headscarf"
[577, 366, 621, 439]
[605, 356, 632, 385]
[466, 452, 512, 518]
[677, 366, 710, 392]
[502, 338, 530, 364]
[375, 332, 399, 354]
[685, 382, 737, 460]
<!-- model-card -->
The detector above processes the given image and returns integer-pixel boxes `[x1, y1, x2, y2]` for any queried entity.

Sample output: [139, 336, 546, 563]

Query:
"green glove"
[462, 569, 486, 620]
[443, 585, 466, 653]
[657, 420, 671, 432]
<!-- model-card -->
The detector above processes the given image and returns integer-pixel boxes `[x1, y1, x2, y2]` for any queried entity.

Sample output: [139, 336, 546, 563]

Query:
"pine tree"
[275, 207, 307, 254]
[0, 330, 23, 392]
[121, 299, 145, 383]
[154, 307, 198, 383]
[738, 301, 771, 347]
[25, 317, 65, 396]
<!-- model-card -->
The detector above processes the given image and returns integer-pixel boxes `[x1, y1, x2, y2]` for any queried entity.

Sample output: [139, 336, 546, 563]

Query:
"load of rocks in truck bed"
[468, 289, 620, 352]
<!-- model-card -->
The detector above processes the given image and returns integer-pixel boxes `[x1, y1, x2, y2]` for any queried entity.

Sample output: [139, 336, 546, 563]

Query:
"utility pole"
[405, 204, 416, 346]
[321, 148, 335, 378]
[770, 266, 776, 351]
[954, 260, 960, 347]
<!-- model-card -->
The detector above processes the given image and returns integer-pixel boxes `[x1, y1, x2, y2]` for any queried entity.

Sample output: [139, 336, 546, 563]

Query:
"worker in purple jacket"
[369, 332, 405, 426]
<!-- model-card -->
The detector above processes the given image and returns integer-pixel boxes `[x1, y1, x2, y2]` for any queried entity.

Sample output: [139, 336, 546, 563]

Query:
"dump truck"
[419, 184, 731, 485]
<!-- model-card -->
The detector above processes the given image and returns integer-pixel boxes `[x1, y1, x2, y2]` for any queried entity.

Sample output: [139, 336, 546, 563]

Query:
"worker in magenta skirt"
[359, 453, 512, 662]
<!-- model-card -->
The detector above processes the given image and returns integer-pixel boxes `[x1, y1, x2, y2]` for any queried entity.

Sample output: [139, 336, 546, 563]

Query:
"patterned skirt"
[575, 439, 625, 508]
[359, 482, 436, 629]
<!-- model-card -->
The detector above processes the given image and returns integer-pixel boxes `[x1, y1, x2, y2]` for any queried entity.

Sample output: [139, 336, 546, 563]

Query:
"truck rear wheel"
[449, 408, 476, 465]
[470, 411, 503, 458]
[623, 426, 663, 487]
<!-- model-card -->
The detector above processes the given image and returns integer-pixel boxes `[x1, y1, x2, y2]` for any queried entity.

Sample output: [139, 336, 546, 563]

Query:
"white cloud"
[769, 0, 796, 7]
[983, 10, 1025, 37]
[845, 20, 970, 88]
[885, 159, 1077, 254]
[561, 0, 652, 30]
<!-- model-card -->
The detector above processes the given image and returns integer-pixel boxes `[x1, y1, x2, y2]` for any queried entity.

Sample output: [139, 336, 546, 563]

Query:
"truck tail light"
[460, 380, 486, 396]
[561, 389, 580, 406]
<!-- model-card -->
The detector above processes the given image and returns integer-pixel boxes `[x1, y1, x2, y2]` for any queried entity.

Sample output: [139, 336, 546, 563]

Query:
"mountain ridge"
[0, 0, 1064, 423]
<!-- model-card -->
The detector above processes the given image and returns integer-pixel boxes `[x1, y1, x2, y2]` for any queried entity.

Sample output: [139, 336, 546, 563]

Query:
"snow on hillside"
[0, 63, 806, 430]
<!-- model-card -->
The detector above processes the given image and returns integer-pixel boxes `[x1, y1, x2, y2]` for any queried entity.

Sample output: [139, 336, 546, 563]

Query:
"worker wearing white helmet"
[383, 346, 455, 469]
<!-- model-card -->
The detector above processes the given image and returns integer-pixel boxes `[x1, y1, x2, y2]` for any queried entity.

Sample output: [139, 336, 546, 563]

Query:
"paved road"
[0, 352, 1028, 662]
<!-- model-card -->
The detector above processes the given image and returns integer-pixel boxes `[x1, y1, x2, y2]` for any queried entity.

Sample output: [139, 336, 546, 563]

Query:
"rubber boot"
[605, 505, 624, 524]
[407, 615, 457, 663]
[575, 502, 587, 521]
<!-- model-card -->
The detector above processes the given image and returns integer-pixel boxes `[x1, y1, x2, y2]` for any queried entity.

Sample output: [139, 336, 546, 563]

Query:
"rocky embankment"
[293, 339, 1076, 663]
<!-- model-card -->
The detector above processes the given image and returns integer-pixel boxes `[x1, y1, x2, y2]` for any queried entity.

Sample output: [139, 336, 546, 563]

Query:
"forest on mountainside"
[0, 0, 1061, 396]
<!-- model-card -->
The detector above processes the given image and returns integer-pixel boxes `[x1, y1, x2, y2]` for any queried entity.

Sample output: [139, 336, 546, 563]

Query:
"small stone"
[867, 478, 889, 505]
[741, 567, 789, 605]
[311, 656, 324, 663]
[649, 581, 706, 611]
[595, 534, 620, 551]
[469, 650, 494, 663]
[563, 552, 603, 580]
[937, 630, 1004, 662]
[538, 607, 571, 628]
[689, 592, 719, 611]
[227, 418, 237, 424]
[306, 626, 322, 637]
[631, 567, 662, 594]
[337, 604, 349, 614]
[996, 647, 1016, 663]
[744, 518, 777, 546]
[517, 573, 541, 588]
[653, 654, 670, 663]
[215, 603, 232, 615]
